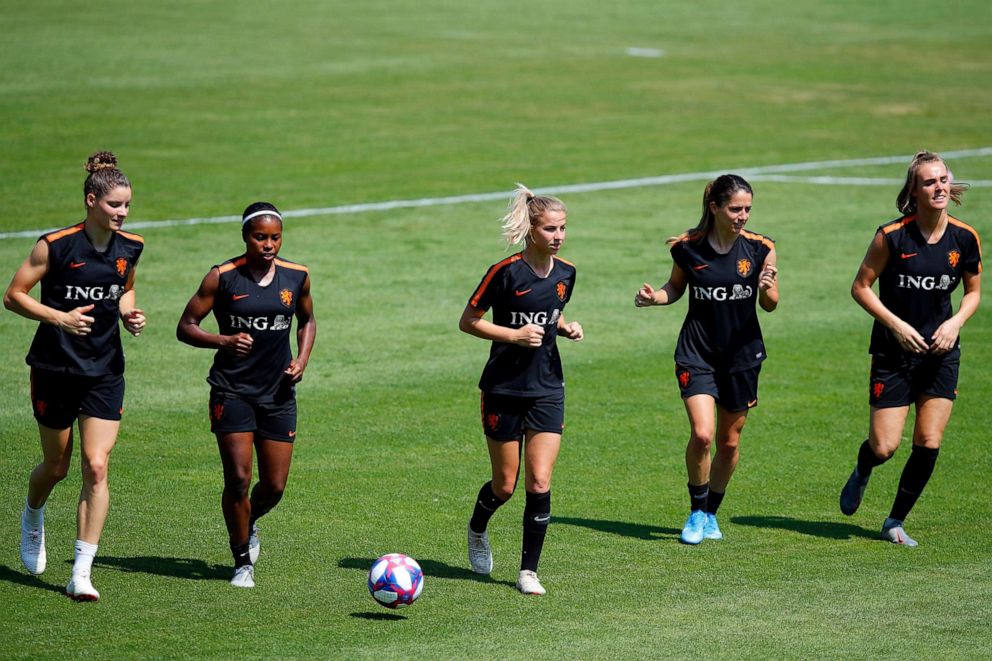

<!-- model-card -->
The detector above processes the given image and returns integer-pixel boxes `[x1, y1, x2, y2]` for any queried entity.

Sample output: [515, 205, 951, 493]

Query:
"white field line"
[748, 174, 992, 187]
[2, 147, 990, 240]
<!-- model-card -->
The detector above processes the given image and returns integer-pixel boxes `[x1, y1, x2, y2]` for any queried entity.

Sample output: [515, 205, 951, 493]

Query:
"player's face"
[244, 217, 283, 262]
[913, 161, 949, 213]
[86, 186, 132, 232]
[528, 209, 567, 256]
[710, 191, 752, 234]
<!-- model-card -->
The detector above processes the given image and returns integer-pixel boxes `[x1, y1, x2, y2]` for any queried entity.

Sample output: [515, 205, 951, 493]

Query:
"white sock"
[24, 500, 45, 528]
[73, 540, 98, 575]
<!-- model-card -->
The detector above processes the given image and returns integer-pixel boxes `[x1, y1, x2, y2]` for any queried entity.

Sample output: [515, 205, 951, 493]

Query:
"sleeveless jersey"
[26, 223, 144, 376]
[670, 230, 774, 373]
[468, 254, 577, 396]
[208, 256, 309, 403]
[870, 215, 982, 357]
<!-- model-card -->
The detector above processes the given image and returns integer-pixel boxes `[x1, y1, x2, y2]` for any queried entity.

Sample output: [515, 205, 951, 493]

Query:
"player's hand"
[122, 308, 146, 336]
[223, 332, 254, 356]
[513, 324, 544, 347]
[758, 266, 778, 291]
[929, 319, 962, 355]
[284, 358, 307, 382]
[560, 321, 583, 342]
[892, 320, 928, 354]
[58, 304, 95, 336]
[634, 283, 657, 307]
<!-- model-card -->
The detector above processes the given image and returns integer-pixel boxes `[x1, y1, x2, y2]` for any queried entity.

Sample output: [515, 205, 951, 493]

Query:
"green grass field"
[2, 1, 991, 658]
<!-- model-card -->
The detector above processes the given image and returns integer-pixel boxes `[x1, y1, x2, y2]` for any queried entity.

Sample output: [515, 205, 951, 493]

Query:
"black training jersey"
[468, 254, 576, 396]
[26, 224, 144, 376]
[208, 256, 309, 403]
[870, 215, 982, 357]
[670, 230, 774, 373]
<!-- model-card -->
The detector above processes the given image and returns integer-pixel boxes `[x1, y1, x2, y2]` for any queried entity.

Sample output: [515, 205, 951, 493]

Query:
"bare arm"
[758, 247, 779, 312]
[458, 305, 544, 348]
[930, 269, 981, 355]
[634, 262, 688, 308]
[118, 265, 146, 336]
[851, 231, 928, 354]
[176, 268, 253, 355]
[3, 239, 96, 335]
[284, 274, 317, 382]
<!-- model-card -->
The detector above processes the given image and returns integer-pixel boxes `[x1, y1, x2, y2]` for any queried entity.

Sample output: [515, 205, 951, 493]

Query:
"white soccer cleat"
[20, 509, 46, 575]
[249, 523, 260, 565]
[230, 564, 255, 588]
[880, 518, 918, 548]
[467, 524, 493, 575]
[65, 570, 100, 601]
[515, 570, 546, 596]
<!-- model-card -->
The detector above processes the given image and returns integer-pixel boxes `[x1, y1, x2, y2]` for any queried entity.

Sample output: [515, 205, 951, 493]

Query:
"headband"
[242, 209, 283, 225]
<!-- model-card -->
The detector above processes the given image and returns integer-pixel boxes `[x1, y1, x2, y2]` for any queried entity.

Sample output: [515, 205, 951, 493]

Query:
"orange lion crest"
[947, 250, 960, 268]
[115, 258, 128, 277]
[871, 382, 885, 399]
[555, 281, 567, 301]
[678, 370, 691, 388]
[737, 259, 752, 278]
[279, 289, 293, 308]
[211, 403, 224, 422]
[486, 414, 500, 431]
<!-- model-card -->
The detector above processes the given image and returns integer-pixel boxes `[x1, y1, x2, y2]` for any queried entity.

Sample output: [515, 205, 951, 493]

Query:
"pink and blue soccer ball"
[368, 553, 424, 609]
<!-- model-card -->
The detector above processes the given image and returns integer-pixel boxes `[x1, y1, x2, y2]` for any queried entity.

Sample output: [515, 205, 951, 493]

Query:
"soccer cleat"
[880, 518, 918, 547]
[840, 468, 870, 516]
[20, 509, 46, 575]
[230, 564, 255, 588]
[248, 523, 260, 565]
[703, 513, 723, 540]
[65, 570, 100, 601]
[515, 570, 546, 596]
[467, 523, 493, 574]
[680, 510, 707, 545]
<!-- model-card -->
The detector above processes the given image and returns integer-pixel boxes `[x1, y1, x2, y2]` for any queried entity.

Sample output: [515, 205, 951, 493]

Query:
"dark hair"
[241, 201, 283, 238]
[667, 174, 753, 245]
[896, 150, 968, 215]
[83, 151, 130, 199]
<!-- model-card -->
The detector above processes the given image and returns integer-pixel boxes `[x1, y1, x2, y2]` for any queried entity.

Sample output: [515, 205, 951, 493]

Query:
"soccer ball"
[368, 553, 424, 609]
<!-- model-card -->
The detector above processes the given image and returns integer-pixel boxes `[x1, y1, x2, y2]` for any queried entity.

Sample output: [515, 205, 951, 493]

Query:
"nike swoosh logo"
[69, 261, 86, 269]
[693, 264, 709, 270]
[534, 515, 551, 523]
[232, 294, 250, 300]
[288, 431, 296, 437]
[747, 399, 757, 408]
[900, 253, 918, 259]
[514, 289, 532, 297]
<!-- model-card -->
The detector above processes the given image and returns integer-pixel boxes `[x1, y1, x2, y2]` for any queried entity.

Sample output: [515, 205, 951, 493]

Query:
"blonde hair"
[666, 174, 752, 245]
[897, 150, 968, 215]
[500, 183, 566, 248]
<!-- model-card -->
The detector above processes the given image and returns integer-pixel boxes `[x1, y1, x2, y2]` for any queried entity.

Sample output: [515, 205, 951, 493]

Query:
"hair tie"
[242, 209, 283, 225]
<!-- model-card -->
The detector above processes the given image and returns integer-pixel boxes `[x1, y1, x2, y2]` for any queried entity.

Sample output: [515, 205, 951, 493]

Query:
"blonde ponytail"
[500, 183, 567, 248]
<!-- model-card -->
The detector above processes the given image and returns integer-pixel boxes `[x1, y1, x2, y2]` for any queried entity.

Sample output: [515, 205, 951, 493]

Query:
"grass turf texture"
[1, 1, 991, 658]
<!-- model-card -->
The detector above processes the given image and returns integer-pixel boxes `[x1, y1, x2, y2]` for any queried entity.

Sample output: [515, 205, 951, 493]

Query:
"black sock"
[705, 490, 725, 515]
[889, 446, 939, 521]
[521, 490, 551, 572]
[469, 481, 508, 534]
[856, 439, 888, 477]
[231, 541, 251, 568]
[688, 482, 709, 512]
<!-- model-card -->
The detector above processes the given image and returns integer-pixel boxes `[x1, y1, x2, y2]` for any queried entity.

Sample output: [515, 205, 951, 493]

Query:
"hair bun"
[85, 151, 119, 173]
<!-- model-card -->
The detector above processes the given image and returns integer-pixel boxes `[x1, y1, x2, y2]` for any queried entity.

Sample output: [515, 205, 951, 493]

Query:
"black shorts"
[869, 353, 959, 408]
[480, 391, 565, 441]
[29, 368, 124, 429]
[209, 388, 297, 442]
[675, 364, 760, 413]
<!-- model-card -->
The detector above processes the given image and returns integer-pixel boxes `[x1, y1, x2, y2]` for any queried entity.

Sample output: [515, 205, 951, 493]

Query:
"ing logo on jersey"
[677, 370, 691, 389]
[211, 403, 224, 422]
[115, 258, 128, 277]
[737, 259, 752, 278]
[871, 382, 885, 399]
[947, 250, 960, 268]
[486, 413, 500, 431]
[555, 281, 567, 301]
[280, 289, 293, 308]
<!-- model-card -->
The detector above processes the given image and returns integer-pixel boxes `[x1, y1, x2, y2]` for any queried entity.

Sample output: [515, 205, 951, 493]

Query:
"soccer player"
[460, 184, 583, 595]
[4, 151, 145, 601]
[839, 151, 981, 546]
[177, 202, 316, 588]
[634, 174, 778, 544]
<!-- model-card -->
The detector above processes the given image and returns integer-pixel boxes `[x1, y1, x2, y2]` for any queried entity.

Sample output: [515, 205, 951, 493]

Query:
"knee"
[260, 479, 287, 502]
[914, 433, 942, 450]
[40, 458, 71, 483]
[490, 478, 516, 501]
[716, 437, 740, 455]
[224, 473, 252, 500]
[688, 429, 714, 452]
[527, 477, 551, 494]
[81, 456, 109, 486]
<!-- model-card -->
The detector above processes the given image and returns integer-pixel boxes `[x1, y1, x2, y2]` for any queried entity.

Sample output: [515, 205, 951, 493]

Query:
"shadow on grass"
[0, 564, 65, 594]
[554, 516, 680, 540]
[731, 516, 877, 540]
[93, 556, 229, 581]
[350, 611, 407, 621]
[338, 557, 515, 588]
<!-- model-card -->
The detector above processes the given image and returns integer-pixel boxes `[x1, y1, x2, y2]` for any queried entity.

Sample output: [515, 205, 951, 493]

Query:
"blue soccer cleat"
[703, 513, 723, 540]
[680, 510, 707, 545]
